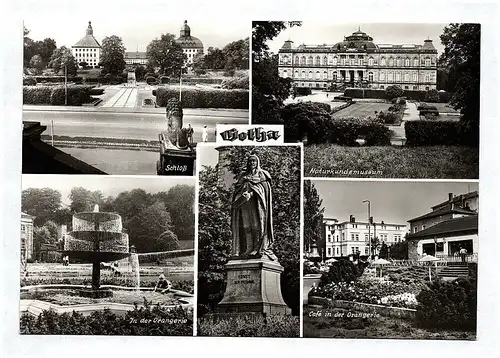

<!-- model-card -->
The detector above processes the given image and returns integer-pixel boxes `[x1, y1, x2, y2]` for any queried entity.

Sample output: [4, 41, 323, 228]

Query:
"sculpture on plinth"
[217, 154, 290, 315]
[231, 155, 277, 261]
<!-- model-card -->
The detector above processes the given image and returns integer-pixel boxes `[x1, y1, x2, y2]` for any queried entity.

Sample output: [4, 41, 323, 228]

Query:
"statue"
[165, 98, 189, 149]
[230, 154, 277, 261]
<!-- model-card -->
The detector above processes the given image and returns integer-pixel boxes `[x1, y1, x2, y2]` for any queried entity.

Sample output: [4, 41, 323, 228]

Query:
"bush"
[160, 76, 170, 84]
[20, 300, 193, 335]
[385, 85, 404, 99]
[438, 91, 452, 103]
[294, 87, 312, 97]
[197, 314, 299, 337]
[405, 120, 461, 146]
[221, 75, 249, 90]
[89, 88, 104, 96]
[320, 260, 365, 286]
[424, 89, 440, 102]
[34, 76, 83, 84]
[416, 277, 477, 331]
[345, 88, 445, 102]
[23, 86, 52, 104]
[378, 111, 400, 125]
[155, 87, 249, 109]
[49, 85, 93, 105]
[23, 77, 37, 86]
[146, 76, 157, 85]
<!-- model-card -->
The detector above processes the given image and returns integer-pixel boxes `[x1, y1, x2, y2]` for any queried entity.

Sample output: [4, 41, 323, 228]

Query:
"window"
[396, 57, 402, 67]
[328, 234, 331, 242]
[380, 72, 385, 81]
[381, 57, 386, 66]
[365, 247, 369, 254]
[316, 71, 320, 79]
[301, 56, 306, 65]
[388, 72, 394, 82]
[405, 86, 409, 89]
[294, 56, 299, 64]
[308, 71, 313, 79]
[333, 72, 337, 81]
[315, 56, 321, 65]
[333, 56, 338, 65]
[301, 71, 306, 78]
[395, 72, 401, 81]
[414, 227, 418, 233]
[307, 56, 313, 65]
[412, 73, 418, 82]
[294, 70, 299, 78]
[351, 234, 355, 241]
[350, 58, 356, 66]
[21, 224, 26, 232]
[355, 234, 359, 241]
[368, 72, 373, 82]
[425, 74, 430, 83]
[368, 57, 374, 66]
[405, 58, 410, 66]
[389, 57, 394, 66]
[380, 85, 384, 89]
[323, 71, 328, 79]
[364, 234, 368, 241]
[425, 86, 430, 90]
[404, 73, 409, 82]
[413, 86, 418, 90]
[323, 56, 328, 65]
[328, 248, 332, 256]
[336, 247, 340, 255]
[413, 57, 419, 66]
[283, 70, 288, 78]
[336, 235, 339, 242]
[425, 57, 431, 67]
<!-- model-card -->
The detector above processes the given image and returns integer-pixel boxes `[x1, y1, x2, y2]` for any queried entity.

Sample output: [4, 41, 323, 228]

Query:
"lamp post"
[362, 200, 371, 260]
[64, 64, 68, 106]
[179, 70, 182, 103]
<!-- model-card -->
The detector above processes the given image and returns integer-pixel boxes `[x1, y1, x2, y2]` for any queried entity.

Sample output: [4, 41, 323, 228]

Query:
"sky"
[313, 180, 479, 227]
[22, 175, 195, 206]
[19, 2, 250, 52]
[267, 23, 449, 56]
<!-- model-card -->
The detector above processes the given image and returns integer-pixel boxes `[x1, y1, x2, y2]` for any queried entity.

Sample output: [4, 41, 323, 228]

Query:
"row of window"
[281, 55, 435, 67]
[284, 70, 435, 83]
[76, 53, 97, 58]
[295, 82, 431, 91]
[328, 224, 404, 230]
[74, 48, 98, 52]
[326, 247, 369, 256]
[327, 233, 402, 242]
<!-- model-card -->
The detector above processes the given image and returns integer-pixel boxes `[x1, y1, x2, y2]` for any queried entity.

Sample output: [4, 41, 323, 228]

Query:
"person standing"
[459, 247, 467, 263]
[187, 124, 194, 144]
[202, 125, 208, 142]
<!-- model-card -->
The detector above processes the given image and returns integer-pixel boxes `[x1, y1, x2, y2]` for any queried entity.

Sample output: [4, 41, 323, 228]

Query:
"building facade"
[175, 20, 204, 65]
[21, 212, 35, 262]
[125, 51, 148, 66]
[324, 215, 407, 258]
[278, 29, 438, 90]
[406, 191, 479, 260]
[72, 21, 101, 68]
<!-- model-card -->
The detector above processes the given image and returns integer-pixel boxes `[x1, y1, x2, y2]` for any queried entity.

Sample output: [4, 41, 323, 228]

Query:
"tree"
[203, 47, 225, 70]
[69, 187, 104, 213]
[191, 53, 206, 75]
[134, 65, 146, 81]
[100, 35, 126, 75]
[23, 27, 38, 68]
[48, 46, 77, 75]
[154, 185, 195, 243]
[252, 21, 301, 124]
[390, 241, 408, 260]
[379, 242, 389, 259]
[197, 165, 232, 315]
[304, 180, 324, 256]
[440, 23, 480, 146]
[146, 34, 187, 77]
[424, 89, 440, 102]
[29, 54, 43, 74]
[79, 61, 88, 69]
[385, 85, 404, 99]
[36, 38, 57, 67]
[222, 38, 250, 71]
[22, 188, 62, 226]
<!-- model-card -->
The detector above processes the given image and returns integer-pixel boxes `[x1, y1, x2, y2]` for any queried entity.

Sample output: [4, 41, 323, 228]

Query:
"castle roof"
[73, 21, 101, 48]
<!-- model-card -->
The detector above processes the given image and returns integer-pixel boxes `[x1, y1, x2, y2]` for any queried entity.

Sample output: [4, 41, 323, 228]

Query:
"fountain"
[62, 204, 131, 298]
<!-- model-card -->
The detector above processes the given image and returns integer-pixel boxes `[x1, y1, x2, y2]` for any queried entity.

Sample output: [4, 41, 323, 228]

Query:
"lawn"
[419, 102, 459, 114]
[304, 145, 479, 179]
[303, 306, 475, 340]
[332, 102, 392, 118]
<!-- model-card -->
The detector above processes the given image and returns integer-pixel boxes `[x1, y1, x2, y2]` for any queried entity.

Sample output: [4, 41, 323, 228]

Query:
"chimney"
[448, 193, 453, 202]
[349, 215, 355, 223]
[381, 220, 385, 225]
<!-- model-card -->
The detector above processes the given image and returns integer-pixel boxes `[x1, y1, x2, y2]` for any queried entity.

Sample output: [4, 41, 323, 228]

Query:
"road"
[23, 108, 249, 143]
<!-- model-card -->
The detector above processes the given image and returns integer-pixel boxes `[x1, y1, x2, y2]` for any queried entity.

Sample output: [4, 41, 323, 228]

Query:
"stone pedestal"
[157, 132, 196, 176]
[216, 258, 291, 315]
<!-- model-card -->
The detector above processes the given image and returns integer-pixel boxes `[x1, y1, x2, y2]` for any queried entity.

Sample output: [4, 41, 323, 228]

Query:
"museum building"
[278, 29, 438, 90]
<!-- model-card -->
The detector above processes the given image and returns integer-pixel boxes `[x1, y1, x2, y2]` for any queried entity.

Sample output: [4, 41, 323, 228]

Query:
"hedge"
[221, 75, 249, 90]
[155, 87, 249, 109]
[416, 277, 476, 331]
[294, 87, 312, 97]
[405, 120, 461, 146]
[160, 76, 170, 84]
[182, 78, 223, 85]
[345, 88, 452, 103]
[89, 88, 104, 95]
[35, 76, 83, 84]
[23, 77, 37, 86]
[84, 75, 126, 85]
[281, 102, 392, 146]
[23, 85, 94, 105]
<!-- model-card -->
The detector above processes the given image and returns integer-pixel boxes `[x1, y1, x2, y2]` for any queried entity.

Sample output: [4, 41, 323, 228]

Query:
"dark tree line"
[21, 185, 195, 254]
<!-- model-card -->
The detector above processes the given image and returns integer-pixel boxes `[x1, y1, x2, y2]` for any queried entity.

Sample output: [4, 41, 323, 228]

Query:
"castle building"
[175, 20, 204, 65]
[72, 21, 101, 68]
[125, 51, 148, 66]
[278, 28, 438, 90]
[324, 215, 407, 258]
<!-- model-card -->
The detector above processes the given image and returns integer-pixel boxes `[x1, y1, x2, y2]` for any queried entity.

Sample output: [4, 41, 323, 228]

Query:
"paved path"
[102, 87, 139, 108]
[404, 102, 420, 121]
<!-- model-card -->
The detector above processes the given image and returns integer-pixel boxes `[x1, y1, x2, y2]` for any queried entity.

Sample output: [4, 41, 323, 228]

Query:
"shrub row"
[23, 77, 37, 86]
[155, 87, 249, 109]
[23, 85, 94, 106]
[294, 87, 312, 97]
[34, 76, 83, 84]
[83, 74, 127, 85]
[281, 102, 392, 146]
[344, 88, 452, 102]
[221, 75, 249, 90]
[405, 120, 461, 146]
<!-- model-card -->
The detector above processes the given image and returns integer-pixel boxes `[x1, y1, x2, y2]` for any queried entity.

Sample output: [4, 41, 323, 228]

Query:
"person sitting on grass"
[154, 274, 172, 294]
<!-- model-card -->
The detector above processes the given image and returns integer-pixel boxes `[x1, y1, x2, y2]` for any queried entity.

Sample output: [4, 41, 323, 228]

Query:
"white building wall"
[416, 233, 479, 256]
